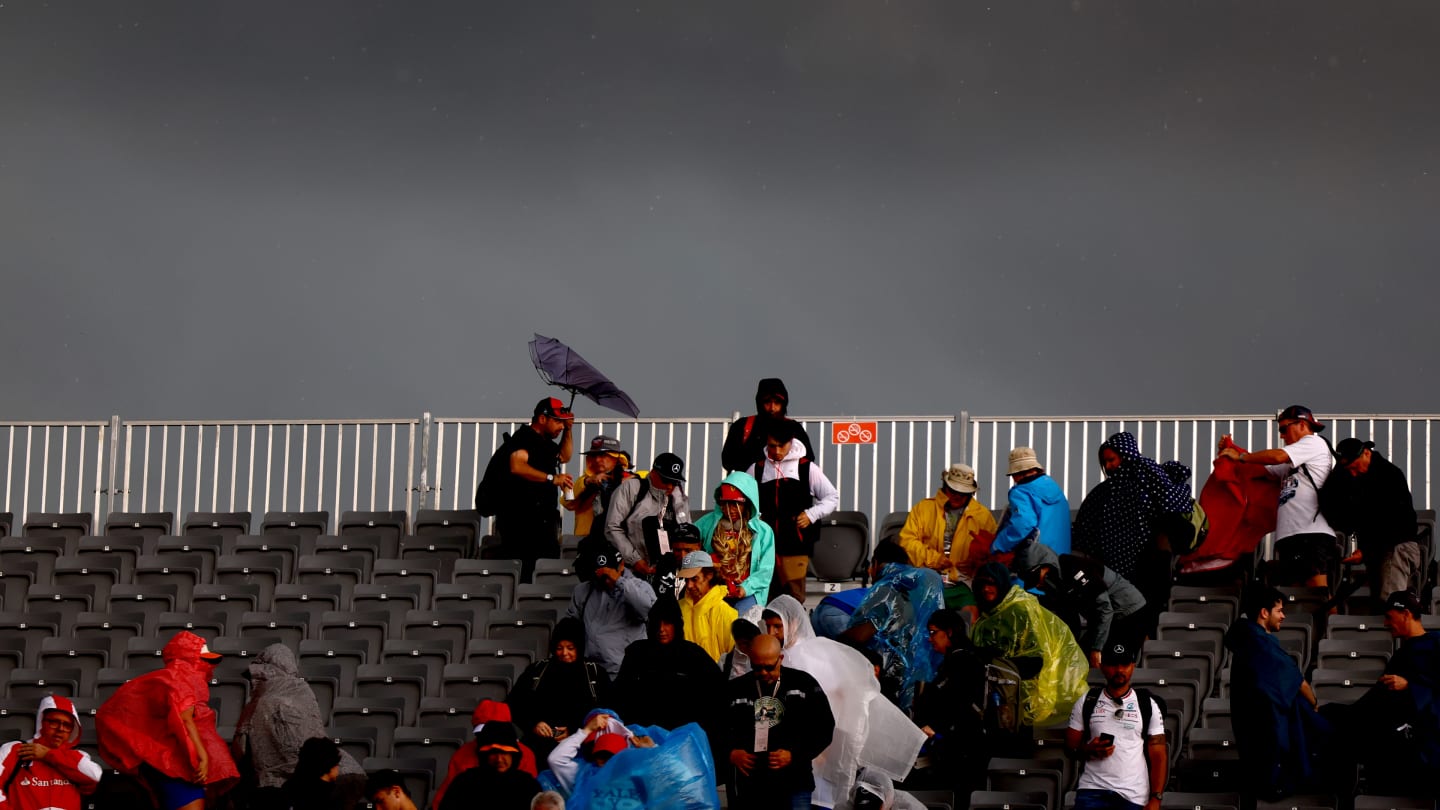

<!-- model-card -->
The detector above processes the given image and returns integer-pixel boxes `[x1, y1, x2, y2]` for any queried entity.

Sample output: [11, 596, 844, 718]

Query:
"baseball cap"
[652, 452, 686, 482]
[474, 720, 522, 753]
[534, 397, 575, 420]
[717, 483, 745, 502]
[1100, 640, 1137, 665]
[677, 550, 715, 578]
[1385, 590, 1423, 618]
[671, 522, 702, 547]
[942, 463, 978, 494]
[584, 731, 629, 759]
[1335, 438, 1375, 464]
[199, 643, 223, 662]
[1277, 405, 1325, 432]
[584, 544, 622, 573]
[585, 435, 622, 456]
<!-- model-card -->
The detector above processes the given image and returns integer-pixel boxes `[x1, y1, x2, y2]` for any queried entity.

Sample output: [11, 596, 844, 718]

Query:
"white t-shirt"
[1069, 688, 1164, 805]
[1266, 433, 1336, 540]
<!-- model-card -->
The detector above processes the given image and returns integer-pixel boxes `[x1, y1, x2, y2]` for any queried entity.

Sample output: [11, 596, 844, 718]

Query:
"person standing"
[1218, 406, 1337, 588]
[564, 434, 628, 540]
[1320, 438, 1421, 608]
[562, 545, 656, 678]
[749, 421, 839, 603]
[992, 448, 1072, 557]
[723, 635, 836, 810]
[1066, 642, 1168, 810]
[604, 452, 690, 579]
[721, 378, 818, 473]
[478, 397, 576, 582]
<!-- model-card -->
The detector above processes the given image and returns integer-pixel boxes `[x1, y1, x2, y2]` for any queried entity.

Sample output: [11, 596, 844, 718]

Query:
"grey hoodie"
[1012, 541, 1146, 652]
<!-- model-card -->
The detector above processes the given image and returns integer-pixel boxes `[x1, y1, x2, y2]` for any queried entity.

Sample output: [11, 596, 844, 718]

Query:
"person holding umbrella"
[475, 396, 575, 582]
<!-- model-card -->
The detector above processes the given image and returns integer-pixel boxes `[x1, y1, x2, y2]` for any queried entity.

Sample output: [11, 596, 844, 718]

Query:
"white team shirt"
[1069, 688, 1164, 805]
[1266, 433, 1336, 540]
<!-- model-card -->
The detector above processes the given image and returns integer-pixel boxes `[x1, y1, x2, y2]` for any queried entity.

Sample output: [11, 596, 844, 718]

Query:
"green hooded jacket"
[692, 470, 775, 600]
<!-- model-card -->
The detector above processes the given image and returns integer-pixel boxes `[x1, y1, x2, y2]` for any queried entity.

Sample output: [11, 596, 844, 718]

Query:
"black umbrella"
[528, 334, 641, 418]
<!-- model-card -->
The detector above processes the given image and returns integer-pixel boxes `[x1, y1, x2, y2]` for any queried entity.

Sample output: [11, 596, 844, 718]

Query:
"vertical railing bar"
[906, 423, 916, 509]
[1063, 421, 1072, 500]
[1427, 420, 1433, 510]
[353, 423, 363, 513]
[304, 424, 314, 514]
[192, 425, 204, 513]
[118, 424, 130, 512]
[263, 426, 273, 515]
[72, 427, 83, 515]
[469, 422, 483, 513]
[281, 425, 291, 512]
[1190, 420, 1199, 499]
[1405, 419, 1413, 498]
[402, 423, 414, 525]
[451, 421, 464, 511]
[924, 422, 934, 505]
[41, 426, 50, 513]
[22, 427, 32, 524]
[850, 440, 859, 513]
[379, 426, 388, 512]
[870, 439, 879, 546]
[245, 425, 256, 515]
[211, 422, 222, 512]
[1043, 421, 1052, 481]
[888, 422, 898, 518]
[989, 424, 1000, 507]
[433, 421, 448, 512]
[160, 427, 170, 519]
[700, 423, 711, 511]
[95, 423, 108, 522]
[176, 427, 187, 520]
[4, 428, 13, 514]
[142, 426, 152, 512]
[228, 425, 238, 513]
[59, 426, 69, 514]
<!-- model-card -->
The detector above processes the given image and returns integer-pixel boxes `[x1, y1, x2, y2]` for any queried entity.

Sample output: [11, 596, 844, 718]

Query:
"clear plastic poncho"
[969, 583, 1089, 726]
[767, 595, 927, 809]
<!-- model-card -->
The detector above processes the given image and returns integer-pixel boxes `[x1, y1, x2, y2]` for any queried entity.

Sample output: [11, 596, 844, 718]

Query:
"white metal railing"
[425, 414, 958, 535]
[969, 414, 1438, 511]
[1, 420, 110, 524]
[116, 419, 419, 527]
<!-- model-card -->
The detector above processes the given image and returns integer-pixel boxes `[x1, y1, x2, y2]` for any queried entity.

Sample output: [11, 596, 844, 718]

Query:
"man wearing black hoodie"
[721, 378, 818, 473]
[1320, 438, 1421, 610]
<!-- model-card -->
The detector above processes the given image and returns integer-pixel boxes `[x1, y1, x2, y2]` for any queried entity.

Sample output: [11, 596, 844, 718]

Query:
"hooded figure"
[509, 617, 613, 760]
[433, 700, 539, 807]
[765, 596, 927, 810]
[970, 563, 1089, 726]
[96, 631, 240, 800]
[612, 598, 726, 736]
[1012, 541, 1147, 660]
[232, 644, 363, 790]
[438, 721, 543, 810]
[720, 378, 818, 473]
[693, 471, 776, 607]
[1074, 432, 1193, 578]
[844, 552, 946, 710]
[0, 695, 103, 810]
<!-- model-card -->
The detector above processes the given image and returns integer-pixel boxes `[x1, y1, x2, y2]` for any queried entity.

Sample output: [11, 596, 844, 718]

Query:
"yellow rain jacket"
[898, 491, 998, 581]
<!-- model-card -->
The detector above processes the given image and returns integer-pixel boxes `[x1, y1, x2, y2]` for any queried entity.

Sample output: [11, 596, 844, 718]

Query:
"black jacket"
[724, 666, 836, 795]
[438, 766, 541, 810]
[1319, 451, 1417, 555]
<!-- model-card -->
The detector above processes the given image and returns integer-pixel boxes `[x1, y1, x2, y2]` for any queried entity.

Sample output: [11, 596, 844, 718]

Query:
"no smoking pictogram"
[831, 421, 877, 445]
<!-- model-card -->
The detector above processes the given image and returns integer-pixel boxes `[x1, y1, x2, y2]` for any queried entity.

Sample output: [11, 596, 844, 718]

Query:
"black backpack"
[474, 432, 515, 517]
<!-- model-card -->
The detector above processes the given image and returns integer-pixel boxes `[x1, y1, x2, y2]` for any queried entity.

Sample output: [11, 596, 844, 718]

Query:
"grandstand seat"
[381, 639, 455, 691]
[0, 558, 39, 612]
[514, 583, 575, 617]
[3, 611, 62, 668]
[75, 534, 146, 578]
[25, 584, 97, 634]
[191, 583, 265, 629]
[95, 668, 134, 703]
[359, 757, 436, 807]
[273, 582, 347, 628]
[391, 726, 467, 771]
[106, 584, 180, 634]
[987, 756, 1065, 810]
[1160, 793, 1240, 810]
[0, 699, 37, 732]
[38, 635, 114, 696]
[484, 609, 556, 650]
[969, 791, 1050, 810]
[1311, 670, 1370, 706]
[0, 642, 21, 686]
[312, 534, 382, 571]
[22, 512, 92, 545]
[372, 559, 439, 608]
[465, 639, 542, 669]
[296, 553, 369, 602]
[235, 611, 311, 650]
[327, 724, 379, 762]
[1132, 667, 1202, 733]
[156, 611, 228, 641]
[1315, 638, 1392, 676]
[811, 510, 869, 581]
[332, 696, 407, 757]
[52, 555, 125, 607]
[182, 512, 252, 546]
[7, 667, 81, 700]
[560, 534, 584, 559]
[1174, 728, 1240, 792]
[103, 512, 174, 543]
[441, 662, 516, 704]
[213, 555, 283, 609]
[153, 535, 223, 579]
[123, 637, 168, 670]
[413, 509, 483, 547]
[417, 696, 481, 728]
[0, 513, 11, 538]
[339, 510, 407, 559]
[452, 559, 522, 609]
[432, 584, 504, 629]
[207, 676, 250, 727]
[0, 536, 70, 583]
[400, 611, 474, 663]
[351, 582, 425, 626]
[400, 535, 468, 580]
[1352, 797, 1434, 810]
[1325, 615, 1391, 643]
[299, 639, 371, 696]
[300, 662, 342, 719]
[1140, 639, 1219, 699]
[210, 636, 287, 681]
[1199, 697, 1231, 729]
[878, 511, 908, 546]
[1277, 585, 1329, 615]
[232, 535, 300, 582]
[532, 559, 579, 590]
[261, 511, 330, 543]
[320, 611, 391, 663]
[1254, 795, 1338, 810]
[132, 555, 205, 608]
[1168, 586, 1240, 622]
[1274, 618, 1313, 672]
[478, 532, 501, 559]
[355, 663, 427, 722]
[905, 789, 954, 810]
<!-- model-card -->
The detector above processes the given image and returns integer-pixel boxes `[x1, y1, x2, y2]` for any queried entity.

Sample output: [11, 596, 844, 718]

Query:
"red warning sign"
[831, 422, 877, 445]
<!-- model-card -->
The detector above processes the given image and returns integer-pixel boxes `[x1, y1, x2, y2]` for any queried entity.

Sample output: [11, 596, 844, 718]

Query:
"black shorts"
[1273, 532, 1340, 583]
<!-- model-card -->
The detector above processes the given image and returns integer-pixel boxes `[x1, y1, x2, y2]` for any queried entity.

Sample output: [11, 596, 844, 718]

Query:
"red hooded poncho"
[1180, 440, 1281, 574]
[432, 700, 538, 807]
[95, 631, 240, 790]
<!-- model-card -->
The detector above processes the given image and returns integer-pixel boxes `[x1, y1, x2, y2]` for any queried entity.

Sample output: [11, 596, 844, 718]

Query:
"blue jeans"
[1074, 789, 1142, 810]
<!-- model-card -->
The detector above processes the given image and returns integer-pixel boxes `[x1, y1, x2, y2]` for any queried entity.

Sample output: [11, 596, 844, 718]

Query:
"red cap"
[585, 731, 628, 759]
[718, 484, 745, 502]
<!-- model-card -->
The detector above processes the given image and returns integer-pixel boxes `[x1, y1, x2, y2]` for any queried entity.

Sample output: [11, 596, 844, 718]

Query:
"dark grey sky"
[4, 1, 1437, 421]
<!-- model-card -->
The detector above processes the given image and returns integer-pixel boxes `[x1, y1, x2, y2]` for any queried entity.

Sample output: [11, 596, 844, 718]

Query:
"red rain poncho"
[96, 631, 239, 790]
[1179, 440, 1281, 574]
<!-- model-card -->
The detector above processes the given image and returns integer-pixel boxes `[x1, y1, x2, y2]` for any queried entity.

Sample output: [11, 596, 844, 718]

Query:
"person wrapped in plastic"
[841, 542, 946, 710]
[764, 595, 928, 809]
[852, 766, 930, 810]
[969, 562, 1089, 727]
[539, 708, 719, 810]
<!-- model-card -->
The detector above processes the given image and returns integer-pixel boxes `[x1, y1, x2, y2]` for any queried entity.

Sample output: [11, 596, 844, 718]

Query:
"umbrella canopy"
[529, 334, 641, 418]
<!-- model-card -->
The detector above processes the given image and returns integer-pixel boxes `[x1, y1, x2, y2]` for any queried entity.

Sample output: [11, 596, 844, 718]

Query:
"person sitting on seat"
[898, 463, 999, 621]
[437, 721, 543, 810]
[434, 700, 539, 807]
[280, 737, 349, 810]
[841, 541, 946, 709]
[563, 544, 657, 678]
[693, 472, 775, 614]
[1012, 541, 1147, 669]
[365, 769, 421, 810]
[613, 597, 726, 739]
[0, 695, 103, 810]
[509, 618, 613, 762]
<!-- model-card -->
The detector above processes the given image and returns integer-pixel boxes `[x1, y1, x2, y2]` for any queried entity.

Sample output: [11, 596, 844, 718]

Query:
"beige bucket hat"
[942, 463, 978, 494]
[1007, 447, 1043, 476]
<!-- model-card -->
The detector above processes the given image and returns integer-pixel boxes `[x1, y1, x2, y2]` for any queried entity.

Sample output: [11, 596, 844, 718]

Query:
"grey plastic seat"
[0, 513, 12, 538]
[299, 638, 371, 696]
[878, 510, 909, 546]
[182, 512, 252, 547]
[314, 534, 383, 571]
[351, 583, 424, 629]
[207, 676, 250, 727]
[103, 512, 174, 544]
[391, 726, 467, 767]
[296, 553, 369, 602]
[25, 584, 97, 634]
[320, 611, 390, 663]
[1325, 615, 1391, 643]
[156, 611, 228, 641]
[381, 639, 454, 692]
[51, 555, 125, 607]
[132, 555, 205, 608]
[1311, 670, 1370, 706]
[400, 610, 474, 663]
[273, 583, 346, 629]
[22, 512, 93, 546]
[326, 724, 379, 762]
[484, 609, 556, 650]
[38, 635, 114, 696]
[532, 559, 579, 590]
[210, 636, 287, 681]
[355, 662, 428, 717]
[332, 696, 406, 757]
[153, 535, 223, 581]
[232, 536, 300, 582]
[371, 559, 439, 606]
[417, 696, 481, 728]
[413, 510, 482, 547]
[213, 555, 284, 610]
[75, 535, 145, 579]
[0, 558, 40, 612]
[440, 662, 515, 704]
[451, 559, 522, 610]
[0, 536, 70, 583]
[235, 611, 311, 650]
[261, 511, 330, 543]
[969, 791, 1050, 810]
[191, 583, 265, 629]
[1168, 586, 1240, 624]
[987, 757, 1064, 810]
[811, 511, 870, 581]
[400, 535, 469, 581]
[339, 511, 407, 559]
[7, 667, 82, 700]
[300, 662, 342, 718]
[123, 636, 169, 670]
[106, 584, 179, 633]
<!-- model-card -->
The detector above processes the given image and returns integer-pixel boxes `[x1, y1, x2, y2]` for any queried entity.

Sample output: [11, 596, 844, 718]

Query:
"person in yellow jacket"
[898, 463, 999, 620]
[677, 550, 738, 663]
